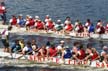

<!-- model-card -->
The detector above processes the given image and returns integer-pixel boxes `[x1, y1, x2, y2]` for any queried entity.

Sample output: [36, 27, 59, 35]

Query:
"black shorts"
[2, 39, 9, 47]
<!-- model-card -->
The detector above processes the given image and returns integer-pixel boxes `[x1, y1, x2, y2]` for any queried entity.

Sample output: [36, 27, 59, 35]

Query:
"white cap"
[60, 40, 65, 43]
[46, 15, 49, 17]
[29, 16, 32, 18]
[103, 46, 108, 50]
[35, 16, 39, 19]
[57, 19, 61, 22]
[65, 20, 71, 24]
[26, 15, 30, 17]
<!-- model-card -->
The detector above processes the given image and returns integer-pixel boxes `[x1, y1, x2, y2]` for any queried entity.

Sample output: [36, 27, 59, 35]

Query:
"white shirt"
[9, 19, 13, 23]
[23, 46, 29, 52]
[1, 29, 8, 39]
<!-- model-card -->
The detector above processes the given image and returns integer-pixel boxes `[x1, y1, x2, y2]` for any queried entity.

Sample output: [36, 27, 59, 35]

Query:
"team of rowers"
[9, 38, 108, 63]
[9, 14, 108, 35]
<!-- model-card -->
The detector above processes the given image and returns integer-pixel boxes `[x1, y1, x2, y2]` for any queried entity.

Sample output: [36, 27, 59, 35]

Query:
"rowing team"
[9, 14, 108, 34]
[8, 39, 108, 63]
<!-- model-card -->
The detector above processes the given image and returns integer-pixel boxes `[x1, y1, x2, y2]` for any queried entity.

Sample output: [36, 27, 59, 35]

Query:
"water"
[1, 0, 108, 71]
[5, 0, 108, 24]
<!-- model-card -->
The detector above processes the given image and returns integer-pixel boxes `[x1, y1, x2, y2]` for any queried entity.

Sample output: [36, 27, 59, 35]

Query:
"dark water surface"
[5, 0, 108, 24]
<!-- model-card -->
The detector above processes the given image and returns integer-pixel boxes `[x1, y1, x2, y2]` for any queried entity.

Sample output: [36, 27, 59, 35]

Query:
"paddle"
[17, 47, 41, 59]
[17, 50, 33, 59]
[10, 49, 22, 59]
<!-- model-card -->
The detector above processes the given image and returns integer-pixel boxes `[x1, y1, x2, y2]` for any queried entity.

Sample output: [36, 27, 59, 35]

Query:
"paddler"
[31, 39, 39, 54]
[85, 45, 99, 61]
[10, 39, 21, 53]
[85, 19, 91, 28]
[64, 20, 73, 34]
[64, 17, 73, 33]
[1, 26, 12, 52]
[72, 41, 80, 55]
[35, 20, 44, 30]
[44, 15, 51, 23]
[73, 44, 86, 61]
[85, 19, 95, 33]
[62, 46, 72, 59]
[100, 46, 108, 63]
[45, 18, 55, 31]
[54, 19, 63, 33]
[37, 45, 47, 57]
[9, 15, 17, 26]
[74, 20, 84, 33]
[25, 16, 35, 30]
[22, 41, 33, 55]
[90, 48, 99, 61]
[17, 14, 26, 27]
[56, 40, 65, 57]
[47, 43, 58, 57]
[0, 2, 6, 24]
[64, 16, 71, 25]
[19, 39, 25, 49]
[96, 20, 105, 34]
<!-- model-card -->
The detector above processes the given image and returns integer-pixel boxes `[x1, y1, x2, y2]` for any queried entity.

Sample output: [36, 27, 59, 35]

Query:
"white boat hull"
[0, 51, 108, 68]
[1, 25, 108, 40]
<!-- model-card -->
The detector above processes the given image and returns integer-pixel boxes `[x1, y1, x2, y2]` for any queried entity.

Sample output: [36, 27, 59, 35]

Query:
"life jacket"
[88, 24, 95, 33]
[91, 52, 99, 61]
[77, 49, 85, 60]
[18, 18, 25, 27]
[65, 24, 73, 31]
[0, 5, 5, 14]
[12, 44, 21, 52]
[100, 26, 105, 34]
[25, 46, 33, 55]
[36, 21, 44, 29]
[47, 21, 54, 29]
[64, 49, 72, 59]
[11, 18, 17, 25]
[49, 47, 57, 57]
[55, 24, 63, 31]
[96, 26, 105, 34]
[27, 19, 34, 27]
[38, 48, 47, 56]
[78, 25, 84, 33]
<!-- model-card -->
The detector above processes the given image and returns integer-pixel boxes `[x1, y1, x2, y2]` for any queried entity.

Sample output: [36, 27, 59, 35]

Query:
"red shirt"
[10, 18, 17, 25]
[38, 48, 47, 56]
[0, 5, 5, 14]
[65, 24, 73, 31]
[91, 52, 99, 61]
[36, 21, 44, 29]
[77, 49, 85, 60]
[49, 47, 57, 57]
[47, 21, 54, 29]
[28, 19, 35, 26]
